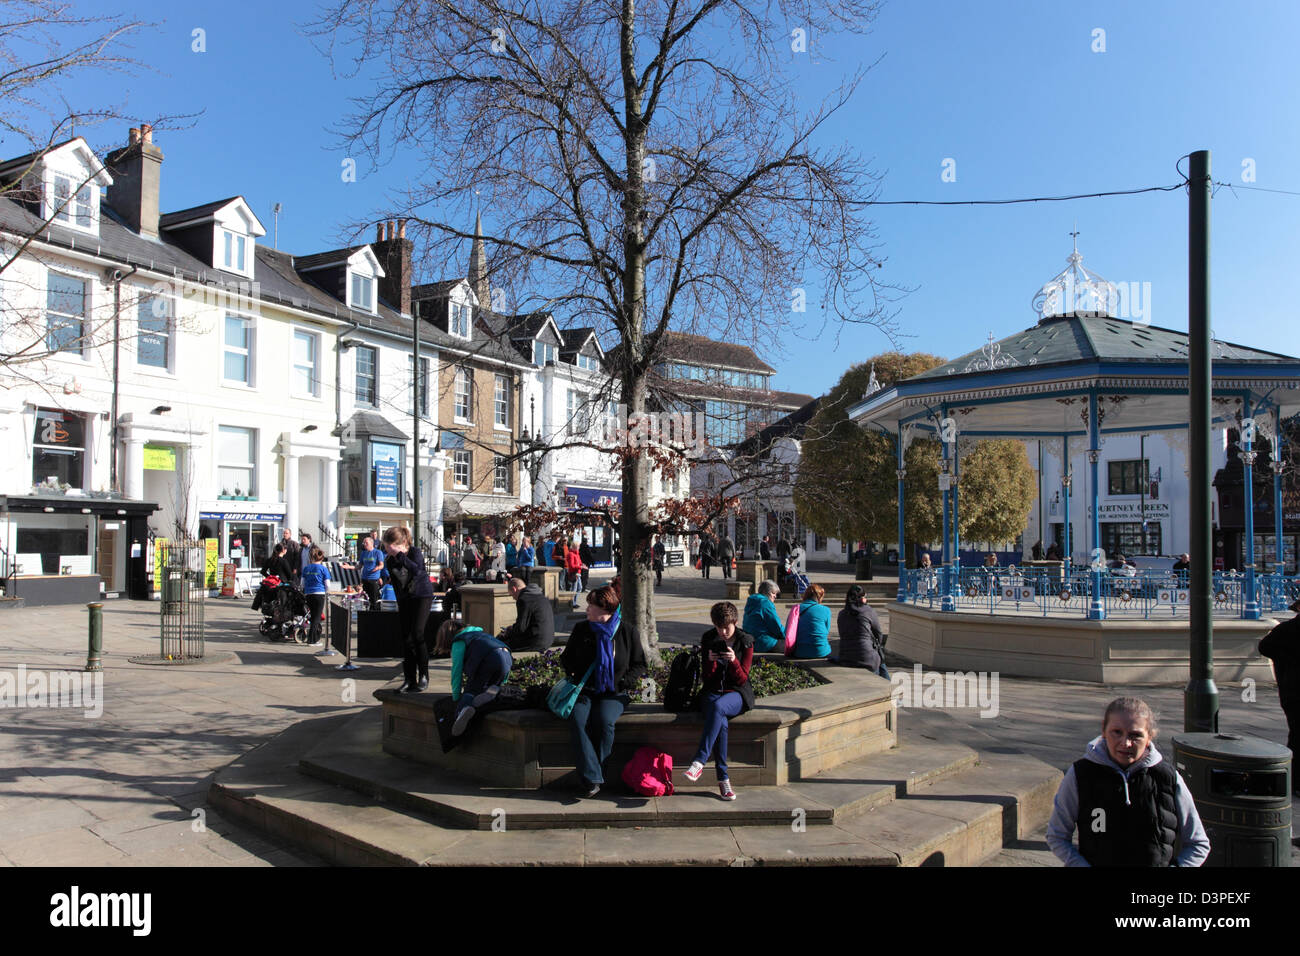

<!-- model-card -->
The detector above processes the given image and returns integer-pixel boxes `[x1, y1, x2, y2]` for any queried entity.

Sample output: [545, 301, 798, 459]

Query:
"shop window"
[1107, 459, 1149, 496]
[32, 409, 86, 489]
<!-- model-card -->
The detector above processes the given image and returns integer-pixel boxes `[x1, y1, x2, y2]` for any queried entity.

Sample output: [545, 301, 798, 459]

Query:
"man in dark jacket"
[759, 535, 772, 561]
[501, 577, 555, 652]
[835, 584, 887, 677]
[280, 528, 301, 575]
[718, 535, 735, 579]
[699, 535, 716, 579]
[1259, 597, 1300, 778]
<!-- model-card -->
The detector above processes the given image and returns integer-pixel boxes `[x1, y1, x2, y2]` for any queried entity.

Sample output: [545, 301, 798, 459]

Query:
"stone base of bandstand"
[206, 651, 1064, 865]
[888, 604, 1278, 683]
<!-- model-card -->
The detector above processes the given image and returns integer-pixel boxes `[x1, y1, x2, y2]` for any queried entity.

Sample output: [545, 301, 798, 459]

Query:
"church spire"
[468, 211, 490, 310]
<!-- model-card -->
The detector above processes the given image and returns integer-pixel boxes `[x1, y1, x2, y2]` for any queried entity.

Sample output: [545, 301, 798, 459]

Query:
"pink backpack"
[621, 747, 675, 796]
[783, 604, 801, 657]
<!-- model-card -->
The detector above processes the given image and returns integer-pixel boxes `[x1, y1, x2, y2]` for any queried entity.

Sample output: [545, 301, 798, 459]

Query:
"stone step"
[299, 709, 840, 830]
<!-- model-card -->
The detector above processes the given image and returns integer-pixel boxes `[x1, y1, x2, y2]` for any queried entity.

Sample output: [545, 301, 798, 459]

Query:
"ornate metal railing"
[901, 566, 1297, 620]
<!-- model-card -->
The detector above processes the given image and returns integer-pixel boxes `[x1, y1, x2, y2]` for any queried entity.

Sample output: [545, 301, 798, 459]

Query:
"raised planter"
[377, 661, 896, 789]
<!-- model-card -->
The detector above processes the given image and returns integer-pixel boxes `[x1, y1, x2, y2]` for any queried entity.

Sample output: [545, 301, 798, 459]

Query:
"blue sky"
[23, 0, 1300, 397]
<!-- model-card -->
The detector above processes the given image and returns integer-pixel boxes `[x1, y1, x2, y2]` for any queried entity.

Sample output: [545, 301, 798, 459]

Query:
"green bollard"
[85, 602, 103, 672]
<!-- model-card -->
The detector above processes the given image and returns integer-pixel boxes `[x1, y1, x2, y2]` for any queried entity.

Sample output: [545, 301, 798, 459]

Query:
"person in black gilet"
[1046, 697, 1210, 866]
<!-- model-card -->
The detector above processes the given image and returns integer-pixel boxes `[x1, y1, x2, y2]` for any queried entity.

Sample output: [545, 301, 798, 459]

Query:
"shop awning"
[0, 494, 157, 516]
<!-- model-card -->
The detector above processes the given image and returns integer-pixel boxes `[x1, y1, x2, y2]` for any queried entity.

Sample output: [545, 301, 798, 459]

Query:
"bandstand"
[848, 244, 1300, 682]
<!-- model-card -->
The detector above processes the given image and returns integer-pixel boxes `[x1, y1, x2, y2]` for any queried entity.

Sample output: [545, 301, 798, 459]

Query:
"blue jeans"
[692, 691, 744, 781]
[569, 693, 628, 785]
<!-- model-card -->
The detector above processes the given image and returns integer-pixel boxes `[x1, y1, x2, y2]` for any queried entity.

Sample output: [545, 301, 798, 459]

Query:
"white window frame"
[354, 344, 378, 407]
[217, 425, 258, 499]
[494, 374, 510, 429]
[349, 272, 375, 313]
[222, 312, 256, 388]
[454, 367, 474, 424]
[534, 340, 556, 367]
[453, 449, 471, 489]
[493, 455, 510, 494]
[566, 388, 589, 438]
[408, 354, 430, 416]
[47, 172, 97, 232]
[214, 225, 255, 279]
[45, 270, 89, 358]
[135, 285, 175, 373]
[290, 327, 321, 399]
[576, 353, 598, 371]
[449, 301, 471, 338]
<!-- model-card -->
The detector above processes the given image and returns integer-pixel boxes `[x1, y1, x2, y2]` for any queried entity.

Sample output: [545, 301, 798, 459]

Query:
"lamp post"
[518, 397, 546, 507]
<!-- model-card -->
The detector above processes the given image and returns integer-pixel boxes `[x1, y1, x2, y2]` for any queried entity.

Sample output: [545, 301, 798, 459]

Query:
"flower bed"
[506, 646, 821, 701]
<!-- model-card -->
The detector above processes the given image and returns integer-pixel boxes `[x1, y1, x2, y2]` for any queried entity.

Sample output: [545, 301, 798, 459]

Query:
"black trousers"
[362, 579, 381, 608]
[305, 594, 327, 644]
[398, 596, 433, 686]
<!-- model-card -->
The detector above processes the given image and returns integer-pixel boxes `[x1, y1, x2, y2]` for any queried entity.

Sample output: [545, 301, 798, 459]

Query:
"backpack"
[783, 604, 801, 657]
[621, 746, 674, 796]
[663, 647, 702, 712]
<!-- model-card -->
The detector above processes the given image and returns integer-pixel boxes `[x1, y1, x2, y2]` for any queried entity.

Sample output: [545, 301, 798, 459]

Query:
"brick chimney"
[105, 123, 163, 238]
[373, 217, 412, 316]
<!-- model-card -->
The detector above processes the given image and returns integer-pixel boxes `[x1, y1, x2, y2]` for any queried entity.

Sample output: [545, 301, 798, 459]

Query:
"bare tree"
[310, 0, 898, 653]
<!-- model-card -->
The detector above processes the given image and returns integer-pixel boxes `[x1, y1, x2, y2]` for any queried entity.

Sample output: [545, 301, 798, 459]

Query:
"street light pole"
[1186, 149, 1219, 733]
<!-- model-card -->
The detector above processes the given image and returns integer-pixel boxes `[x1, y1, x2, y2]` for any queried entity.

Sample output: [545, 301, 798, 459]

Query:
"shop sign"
[199, 512, 284, 521]
[375, 461, 399, 503]
[142, 445, 176, 470]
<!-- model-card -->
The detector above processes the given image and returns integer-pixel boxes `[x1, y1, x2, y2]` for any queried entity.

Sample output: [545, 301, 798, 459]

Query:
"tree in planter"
[794, 352, 1037, 563]
[310, 0, 898, 660]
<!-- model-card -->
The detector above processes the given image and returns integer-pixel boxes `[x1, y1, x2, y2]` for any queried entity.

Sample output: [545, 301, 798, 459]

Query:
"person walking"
[1259, 596, 1300, 781]
[699, 534, 716, 579]
[300, 546, 332, 647]
[652, 535, 665, 587]
[682, 602, 754, 801]
[355, 535, 385, 608]
[382, 525, 434, 693]
[560, 585, 646, 798]
[718, 533, 735, 579]
[578, 538, 594, 590]
[564, 540, 586, 610]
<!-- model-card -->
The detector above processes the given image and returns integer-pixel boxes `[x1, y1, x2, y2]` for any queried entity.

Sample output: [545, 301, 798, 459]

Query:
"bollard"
[85, 602, 103, 672]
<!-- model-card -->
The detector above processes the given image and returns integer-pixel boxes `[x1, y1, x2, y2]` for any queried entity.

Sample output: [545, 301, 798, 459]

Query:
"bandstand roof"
[849, 312, 1300, 439]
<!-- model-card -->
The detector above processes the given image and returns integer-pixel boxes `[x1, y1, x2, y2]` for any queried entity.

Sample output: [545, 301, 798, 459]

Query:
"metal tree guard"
[159, 539, 206, 661]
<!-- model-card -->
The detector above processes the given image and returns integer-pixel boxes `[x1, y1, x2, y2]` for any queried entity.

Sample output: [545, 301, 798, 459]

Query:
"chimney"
[105, 124, 163, 239]
[468, 211, 490, 311]
[374, 216, 412, 316]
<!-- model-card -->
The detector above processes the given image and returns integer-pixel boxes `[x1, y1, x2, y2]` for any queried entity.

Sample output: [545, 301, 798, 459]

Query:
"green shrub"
[505, 646, 820, 701]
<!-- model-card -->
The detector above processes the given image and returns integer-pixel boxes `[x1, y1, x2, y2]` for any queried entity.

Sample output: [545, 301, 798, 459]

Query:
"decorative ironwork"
[1240, 450, 1258, 466]
[863, 362, 881, 399]
[1032, 234, 1119, 318]
[949, 332, 1038, 375]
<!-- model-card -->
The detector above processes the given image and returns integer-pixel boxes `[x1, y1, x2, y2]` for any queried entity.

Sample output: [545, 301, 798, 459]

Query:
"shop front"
[198, 510, 283, 571]
[561, 486, 621, 567]
[0, 494, 156, 603]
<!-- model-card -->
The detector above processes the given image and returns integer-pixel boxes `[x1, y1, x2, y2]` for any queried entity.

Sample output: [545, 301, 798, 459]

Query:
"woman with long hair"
[382, 526, 434, 692]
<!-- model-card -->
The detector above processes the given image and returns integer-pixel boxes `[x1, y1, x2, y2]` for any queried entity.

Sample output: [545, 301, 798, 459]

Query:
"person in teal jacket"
[793, 583, 832, 658]
[434, 621, 514, 736]
[743, 580, 785, 652]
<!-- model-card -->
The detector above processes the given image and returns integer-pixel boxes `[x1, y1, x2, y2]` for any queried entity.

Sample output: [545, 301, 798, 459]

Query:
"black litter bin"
[855, 557, 873, 580]
[1172, 732, 1291, 867]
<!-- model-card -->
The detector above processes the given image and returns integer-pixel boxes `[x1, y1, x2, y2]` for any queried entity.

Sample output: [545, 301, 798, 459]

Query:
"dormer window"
[534, 341, 556, 366]
[350, 273, 374, 313]
[221, 230, 248, 272]
[450, 301, 471, 338]
[51, 175, 94, 229]
[575, 353, 599, 371]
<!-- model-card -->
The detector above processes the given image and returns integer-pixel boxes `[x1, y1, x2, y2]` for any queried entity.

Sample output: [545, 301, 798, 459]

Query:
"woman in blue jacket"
[434, 620, 514, 736]
[742, 580, 785, 652]
[793, 583, 832, 658]
[300, 546, 332, 646]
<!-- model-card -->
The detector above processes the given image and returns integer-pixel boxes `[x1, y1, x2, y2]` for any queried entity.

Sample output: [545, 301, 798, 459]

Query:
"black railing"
[317, 522, 350, 560]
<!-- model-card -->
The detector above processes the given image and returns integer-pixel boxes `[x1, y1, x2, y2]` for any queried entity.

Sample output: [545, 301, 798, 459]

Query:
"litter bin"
[855, 557, 873, 580]
[1172, 732, 1291, 867]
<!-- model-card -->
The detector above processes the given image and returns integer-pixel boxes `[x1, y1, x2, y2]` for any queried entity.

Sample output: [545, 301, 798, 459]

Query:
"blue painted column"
[952, 435, 962, 581]
[1061, 436, 1072, 574]
[896, 427, 907, 604]
[940, 414, 954, 611]
[1087, 392, 1105, 620]
[1242, 405, 1260, 619]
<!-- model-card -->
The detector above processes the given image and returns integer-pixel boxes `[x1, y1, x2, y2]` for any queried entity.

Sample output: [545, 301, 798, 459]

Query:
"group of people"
[691, 532, 736, 579]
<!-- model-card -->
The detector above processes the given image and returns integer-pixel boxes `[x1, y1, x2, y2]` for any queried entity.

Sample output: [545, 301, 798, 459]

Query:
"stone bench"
[377, 661, 895, 789]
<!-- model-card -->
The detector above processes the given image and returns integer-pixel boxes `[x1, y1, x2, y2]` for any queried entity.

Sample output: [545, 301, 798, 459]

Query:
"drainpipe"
[335, 321, 360, 431]
[107, 265, 138, 493]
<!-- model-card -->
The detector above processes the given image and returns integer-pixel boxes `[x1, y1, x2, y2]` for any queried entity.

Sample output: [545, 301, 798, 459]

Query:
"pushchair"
[256, 577, 310, 643]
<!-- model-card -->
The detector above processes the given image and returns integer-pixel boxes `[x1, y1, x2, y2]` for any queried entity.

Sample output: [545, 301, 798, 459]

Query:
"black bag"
[433, 695, 462, 753]
[387, 562, 415, 598]
[663, 647, 702, 713]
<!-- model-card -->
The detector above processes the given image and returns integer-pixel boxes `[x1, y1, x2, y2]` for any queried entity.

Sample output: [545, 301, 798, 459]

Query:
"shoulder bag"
[547, 659, 598, 719]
